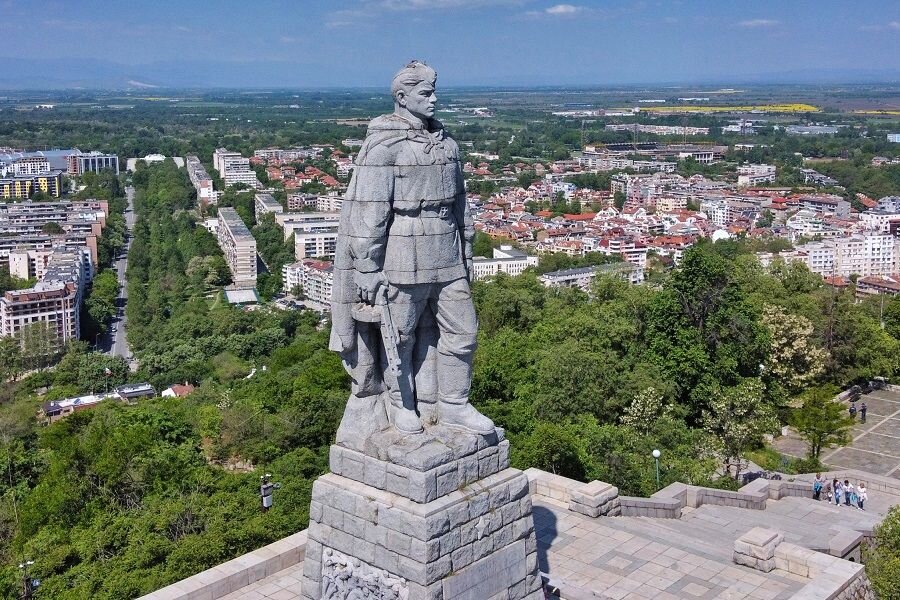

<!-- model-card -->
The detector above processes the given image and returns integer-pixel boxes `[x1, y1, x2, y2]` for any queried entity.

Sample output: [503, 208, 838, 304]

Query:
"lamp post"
[259, 473, 281, 511]
[652, 449, 661, 491]
[19, 559, 35, 600]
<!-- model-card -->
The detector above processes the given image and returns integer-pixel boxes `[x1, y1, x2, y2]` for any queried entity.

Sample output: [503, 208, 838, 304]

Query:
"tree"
[791, 387, 854, 459]
[41, 221, 64, 235]
[865, 505, 900, 600]
[702, 378, 778, 480]
[620, 387, 670, 435]
[761, 304, 827, 396]
[613, 191, 626, 209]
[756, 209, 774, 228]
[0, 336, 22, 382]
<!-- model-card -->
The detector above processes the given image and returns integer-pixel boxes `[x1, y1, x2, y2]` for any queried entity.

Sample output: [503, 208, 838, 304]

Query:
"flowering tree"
[702, 378, 779, 480]
[761, 304, 827, 395]
[621, 387, 671, 435]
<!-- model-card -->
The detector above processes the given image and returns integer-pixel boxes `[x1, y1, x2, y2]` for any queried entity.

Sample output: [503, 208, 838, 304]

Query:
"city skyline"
[3, 0, 900, 88]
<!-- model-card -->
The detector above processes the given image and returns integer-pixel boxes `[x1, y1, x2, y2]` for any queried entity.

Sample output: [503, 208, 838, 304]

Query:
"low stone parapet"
[523, 467, 581, 504]
[829, 529, 864, 561]
[568, 480, 620, 517]
[618, 496, 681, 518]
[775, 541, 874, 599]
[136, 530, 308, 600]
[733, 527, 783, 572]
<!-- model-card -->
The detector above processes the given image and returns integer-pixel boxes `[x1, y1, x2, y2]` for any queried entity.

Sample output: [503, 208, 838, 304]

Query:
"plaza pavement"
[772, 387, 900, 480]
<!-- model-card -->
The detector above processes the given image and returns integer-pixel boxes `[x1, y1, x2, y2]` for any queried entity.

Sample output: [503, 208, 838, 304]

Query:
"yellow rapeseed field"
[852, 110, 900, 116]
[616, 103, 820, 114]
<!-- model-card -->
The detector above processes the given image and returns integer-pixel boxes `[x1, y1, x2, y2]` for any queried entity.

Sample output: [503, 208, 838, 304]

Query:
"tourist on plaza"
[833, 478, 843, 505]
[845, 480, 856, 506]
[860, 402, 867, 424]
[813, 473, 824, 500]
[849, 403, 857, 420]
[857, 482, 867, 510]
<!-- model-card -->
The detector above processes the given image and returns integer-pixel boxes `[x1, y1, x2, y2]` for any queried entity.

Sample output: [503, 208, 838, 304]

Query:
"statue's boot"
[388, 393, 424, 434]
[438, 396, 494, 435]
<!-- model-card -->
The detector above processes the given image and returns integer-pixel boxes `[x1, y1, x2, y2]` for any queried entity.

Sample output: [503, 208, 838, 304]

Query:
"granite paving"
[209, 487, 894, 600]
[219, 563, 304, 600]
[533, 499, 807, 600]
[773, 388, 900, 478]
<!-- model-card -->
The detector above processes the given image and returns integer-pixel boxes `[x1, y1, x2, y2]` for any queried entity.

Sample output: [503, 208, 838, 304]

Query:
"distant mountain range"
[3, 57, 900, 90]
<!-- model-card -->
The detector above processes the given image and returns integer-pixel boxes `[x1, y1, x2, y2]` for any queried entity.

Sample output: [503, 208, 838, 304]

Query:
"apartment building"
[217, 207, 257, 288]
[0, 200, 106, 267]
[0, 171, 64, 199]
[213, 148, 260, 188]
[855, 275, 900, 300]
[282, 258, 334, 307]
[737, 164, 776, 187]
[186, 155, 215, 205]
[287, 194, 318, 211]
[275, 212, 341, 241]
[796, 234, 896, 278]
[316, 195, 344, 212]
[472, 245, 539, 280]
[539, 262, 644, 291]
[11, 156, 51, 176]
[255, 193, 284, 216]
[0, 246, 93, 348]
[295, 227, 339, 260]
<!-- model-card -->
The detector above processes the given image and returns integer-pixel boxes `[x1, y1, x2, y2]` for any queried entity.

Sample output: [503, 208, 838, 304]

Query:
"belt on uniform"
[396, 205, 453, 219]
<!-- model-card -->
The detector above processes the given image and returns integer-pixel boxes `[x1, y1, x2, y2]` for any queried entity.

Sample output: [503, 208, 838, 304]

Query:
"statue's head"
[392, 60, 438, 122]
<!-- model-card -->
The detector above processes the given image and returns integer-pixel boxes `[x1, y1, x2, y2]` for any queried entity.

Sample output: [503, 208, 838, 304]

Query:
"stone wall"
[136, 530, 308, 600]
[300, 469, 543, 600]
[731, 527, 875, 600]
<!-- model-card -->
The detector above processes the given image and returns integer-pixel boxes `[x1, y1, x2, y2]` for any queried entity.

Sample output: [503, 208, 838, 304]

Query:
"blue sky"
[4, 0, 900, 87]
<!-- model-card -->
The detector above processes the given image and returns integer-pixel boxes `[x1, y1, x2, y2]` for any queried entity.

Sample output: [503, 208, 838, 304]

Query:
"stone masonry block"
[300, 469, 538, 598]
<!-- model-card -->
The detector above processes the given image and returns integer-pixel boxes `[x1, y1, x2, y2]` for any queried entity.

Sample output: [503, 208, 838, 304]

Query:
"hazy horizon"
[3, 0, 900, 89]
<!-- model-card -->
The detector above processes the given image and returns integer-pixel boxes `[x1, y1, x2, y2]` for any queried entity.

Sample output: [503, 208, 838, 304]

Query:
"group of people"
[813, 473, 867, 510]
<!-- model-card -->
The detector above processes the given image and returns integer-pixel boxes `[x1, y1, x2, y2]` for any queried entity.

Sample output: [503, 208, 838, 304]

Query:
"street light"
[260, 473, 281, 511]
[652, 449, 661, 491]
[18, 559, 37, 599]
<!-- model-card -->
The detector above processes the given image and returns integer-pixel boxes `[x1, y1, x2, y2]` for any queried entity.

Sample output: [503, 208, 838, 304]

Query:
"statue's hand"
[355, 271, 385, 305]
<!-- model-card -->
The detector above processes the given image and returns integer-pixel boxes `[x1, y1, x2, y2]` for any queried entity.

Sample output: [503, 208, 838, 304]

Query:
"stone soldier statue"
[329, 60, 494, 437]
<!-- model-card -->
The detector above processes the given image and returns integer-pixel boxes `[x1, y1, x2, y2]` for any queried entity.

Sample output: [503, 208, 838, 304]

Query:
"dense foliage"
[865, 506, 900, 599]
[471, 240, 899, 489]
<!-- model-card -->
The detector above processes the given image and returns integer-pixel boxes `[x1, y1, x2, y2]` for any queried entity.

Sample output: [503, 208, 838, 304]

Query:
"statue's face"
[399, 80, 437, 121]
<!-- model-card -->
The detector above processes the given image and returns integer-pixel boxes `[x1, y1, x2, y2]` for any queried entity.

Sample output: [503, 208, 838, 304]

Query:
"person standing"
[849, 403, 857, 420]
[860, 402, 867, 424]
[845, 480, 856, 506]
[834, 478, 843, 506]
[813, 472, 824, 501]
[857, 482, 867, 510]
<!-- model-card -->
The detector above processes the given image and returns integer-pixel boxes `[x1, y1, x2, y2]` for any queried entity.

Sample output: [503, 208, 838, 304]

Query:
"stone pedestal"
[299, 429, 543, 600]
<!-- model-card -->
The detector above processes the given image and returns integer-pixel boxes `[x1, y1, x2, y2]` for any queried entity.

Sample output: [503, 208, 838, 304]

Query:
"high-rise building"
[0, 246, 93, 349]
[213, 148, 260, 188]
[217, 207, 257, 288]
[186, 155, 215, 205]
[282, 258, 334, 307]
[255, 193, 284, 216]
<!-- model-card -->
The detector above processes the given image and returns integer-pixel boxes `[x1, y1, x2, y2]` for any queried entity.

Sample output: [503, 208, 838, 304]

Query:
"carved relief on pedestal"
[320, 548, 409, 600]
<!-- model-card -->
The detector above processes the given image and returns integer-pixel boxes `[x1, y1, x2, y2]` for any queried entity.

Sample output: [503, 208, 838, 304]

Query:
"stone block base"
[569, 480, 620, 517]
[733, 527, 784, 573]
[299, 469, 543, 600]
